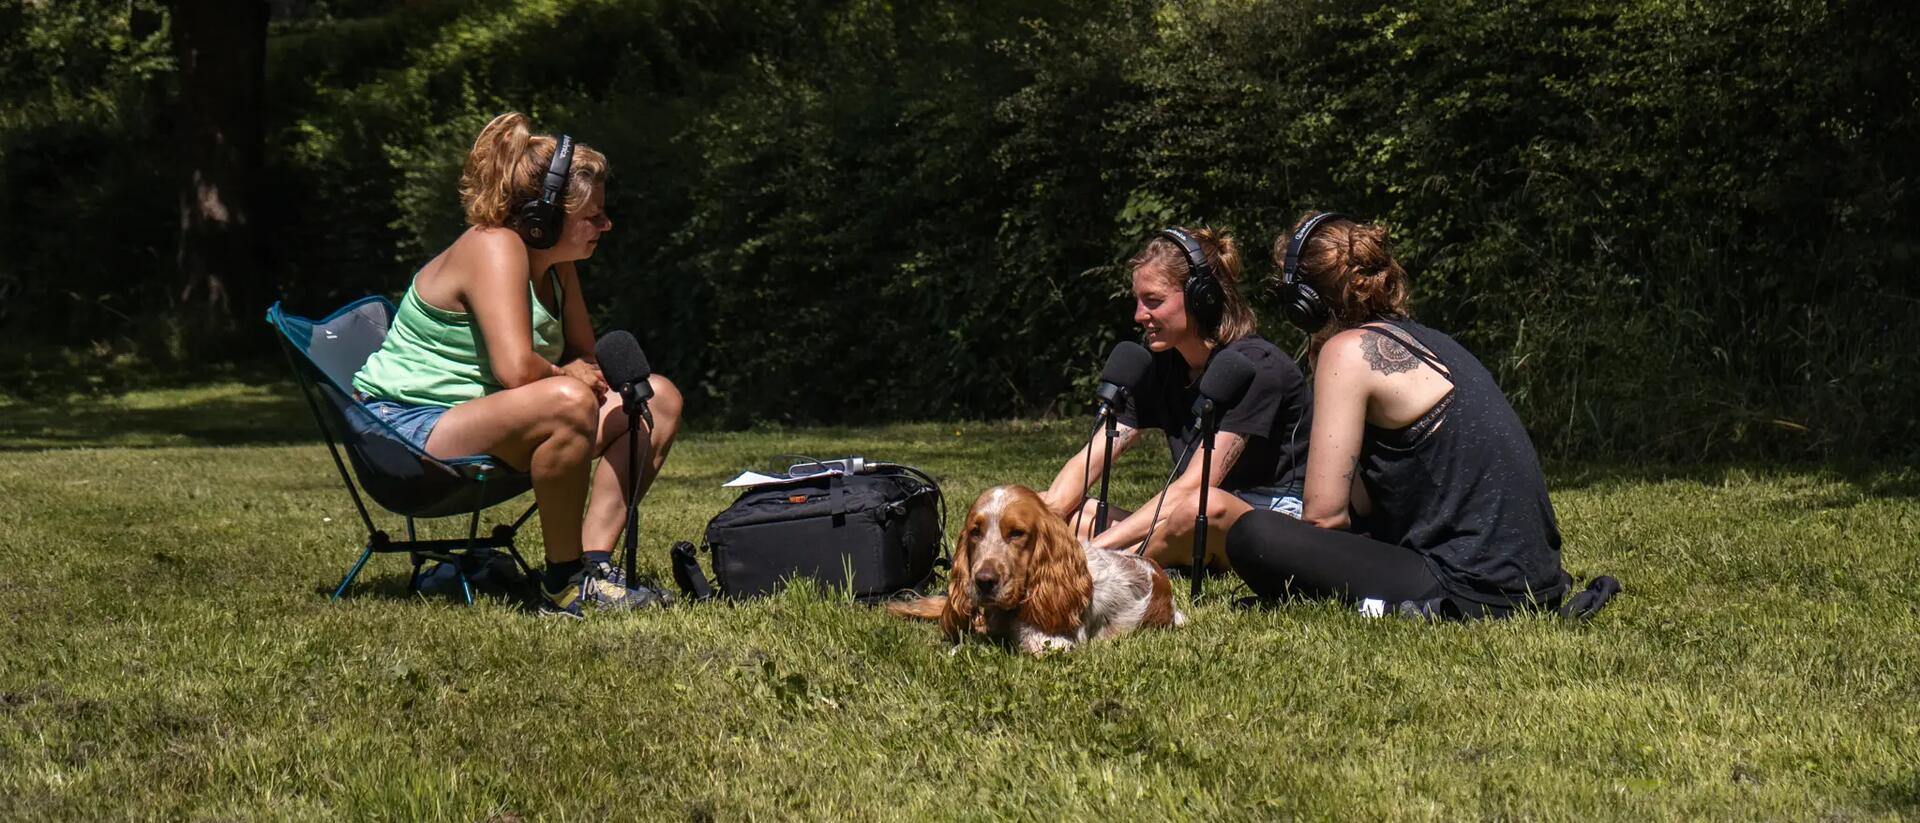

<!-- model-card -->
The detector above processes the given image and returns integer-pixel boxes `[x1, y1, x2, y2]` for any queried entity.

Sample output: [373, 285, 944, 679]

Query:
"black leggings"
[1224, 510, 1444, 603]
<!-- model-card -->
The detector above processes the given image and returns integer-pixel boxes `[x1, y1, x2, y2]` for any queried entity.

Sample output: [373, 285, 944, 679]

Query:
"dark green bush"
[2, 0, 1914, 458]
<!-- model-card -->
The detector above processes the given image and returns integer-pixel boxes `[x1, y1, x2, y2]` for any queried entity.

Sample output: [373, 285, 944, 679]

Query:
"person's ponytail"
[1275, 215, 1411, 328]
[460, 112, 536, 228]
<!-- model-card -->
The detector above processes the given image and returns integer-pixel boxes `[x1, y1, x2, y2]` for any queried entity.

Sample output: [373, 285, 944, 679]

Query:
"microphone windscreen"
[1197, 349, 1256, 407]
[594, 330, 651, 388]
[1100, 341, 1154, 390]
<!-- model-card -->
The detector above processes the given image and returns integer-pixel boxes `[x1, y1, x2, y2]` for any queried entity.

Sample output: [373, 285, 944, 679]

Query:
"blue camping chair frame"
[268, 297, 538, 604]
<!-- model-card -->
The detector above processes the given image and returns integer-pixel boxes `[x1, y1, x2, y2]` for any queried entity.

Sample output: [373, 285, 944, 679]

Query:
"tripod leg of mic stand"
[1192, 513, 1207, 600]
[1193, 404, 1214, 602]
[623, 407, 641, 587]
[1096, 412, 1115, 534]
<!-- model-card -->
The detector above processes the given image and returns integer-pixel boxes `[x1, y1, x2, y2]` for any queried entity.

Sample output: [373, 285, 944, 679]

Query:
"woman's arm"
[463, 233, 563, 390]
[1090, 431, 1247, 551]
[554, 261, 598, 364]
[1040, 422, 1141, 518]
[1300, 331, 1374, 530]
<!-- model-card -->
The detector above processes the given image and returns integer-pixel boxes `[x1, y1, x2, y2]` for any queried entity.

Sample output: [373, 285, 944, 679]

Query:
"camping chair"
[267, 297, 538, 605]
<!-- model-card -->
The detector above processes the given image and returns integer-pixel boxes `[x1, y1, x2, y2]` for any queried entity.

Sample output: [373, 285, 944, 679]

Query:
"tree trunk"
[171, 0, 267, 337]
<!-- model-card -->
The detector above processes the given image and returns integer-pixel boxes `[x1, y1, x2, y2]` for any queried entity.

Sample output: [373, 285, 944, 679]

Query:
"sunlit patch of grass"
[1, 383, 1916, 819]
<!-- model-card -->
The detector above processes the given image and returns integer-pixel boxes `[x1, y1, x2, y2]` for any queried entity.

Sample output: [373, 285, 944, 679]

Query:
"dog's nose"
[973, 568, 1000, 593]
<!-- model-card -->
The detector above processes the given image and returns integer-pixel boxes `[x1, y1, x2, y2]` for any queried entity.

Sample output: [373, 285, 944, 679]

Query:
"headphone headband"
[1275, 211, 1348, 334]
[517, 133, 575, 249]
[1158, 227, 1213, 285]
[1281, 211, 1346, 287]
[1158, 227, 1226, 332]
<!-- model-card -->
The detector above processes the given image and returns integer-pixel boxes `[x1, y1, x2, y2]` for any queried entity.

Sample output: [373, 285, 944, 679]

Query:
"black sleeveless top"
[1352, 319, 1568, 606]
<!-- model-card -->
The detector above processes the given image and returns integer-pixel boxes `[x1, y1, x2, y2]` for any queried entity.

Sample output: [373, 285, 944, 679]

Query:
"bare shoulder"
[455, 226, 528, 261]
[449, 228, 530, 286]
[1314, 328, 1375, 380]
[1323, 326, 1421, 377]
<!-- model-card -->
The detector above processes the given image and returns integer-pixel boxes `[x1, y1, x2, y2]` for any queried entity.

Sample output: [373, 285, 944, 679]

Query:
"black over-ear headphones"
[1277, 211, 1348, 333]
[1158, 227, 1224, 333]
[514, 134, 574, 250]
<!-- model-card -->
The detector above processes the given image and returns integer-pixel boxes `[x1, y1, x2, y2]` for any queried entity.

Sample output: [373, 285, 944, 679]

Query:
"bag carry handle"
[669, 540, 715, 601]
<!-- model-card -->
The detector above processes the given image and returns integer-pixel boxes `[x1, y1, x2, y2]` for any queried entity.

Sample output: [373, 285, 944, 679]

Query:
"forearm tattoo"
[1112, 423, 1142, 449]
[1215, 436, 1246, 471]
[1360, 331, 1419, 375]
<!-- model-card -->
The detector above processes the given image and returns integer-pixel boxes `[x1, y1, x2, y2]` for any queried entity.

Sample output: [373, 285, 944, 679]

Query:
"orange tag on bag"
[787, 495, 809, 504]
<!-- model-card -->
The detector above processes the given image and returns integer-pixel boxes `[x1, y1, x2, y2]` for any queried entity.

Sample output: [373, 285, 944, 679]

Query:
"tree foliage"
[2, 0, 1915, 457]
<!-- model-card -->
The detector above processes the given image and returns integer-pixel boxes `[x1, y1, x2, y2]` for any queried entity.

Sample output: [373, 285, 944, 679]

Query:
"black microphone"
[1095, 341, 1153, 413]
[1082, 341, 1152, 537]
[1190, 349, 1255, 420]
[595, 330, 654, 419]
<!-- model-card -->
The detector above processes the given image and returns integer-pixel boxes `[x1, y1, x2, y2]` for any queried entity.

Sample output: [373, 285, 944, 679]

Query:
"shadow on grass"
[0, 379, 318, 451]
[315, 567, 540, 611]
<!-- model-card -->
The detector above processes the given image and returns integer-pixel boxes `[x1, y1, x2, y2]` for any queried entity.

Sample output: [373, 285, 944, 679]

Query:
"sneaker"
[586, 557, 628, 589]
[586, 558, 675, 609]
[539, 570, 672, 618]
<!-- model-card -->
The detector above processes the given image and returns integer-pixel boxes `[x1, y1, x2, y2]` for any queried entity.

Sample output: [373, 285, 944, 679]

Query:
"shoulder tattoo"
[1360, 331, 1419, 375]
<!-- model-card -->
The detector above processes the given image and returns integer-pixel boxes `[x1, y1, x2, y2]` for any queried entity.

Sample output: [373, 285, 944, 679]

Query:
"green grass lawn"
[2, 382, 1917, 821]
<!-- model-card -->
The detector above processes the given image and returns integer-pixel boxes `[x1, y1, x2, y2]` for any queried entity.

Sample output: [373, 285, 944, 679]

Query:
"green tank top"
[352, 271, 566, 408]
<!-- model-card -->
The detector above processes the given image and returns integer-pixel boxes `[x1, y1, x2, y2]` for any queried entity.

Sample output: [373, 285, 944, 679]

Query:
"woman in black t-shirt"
[1040, 227, 1313, 570]
[1224, 213, 1571, 617]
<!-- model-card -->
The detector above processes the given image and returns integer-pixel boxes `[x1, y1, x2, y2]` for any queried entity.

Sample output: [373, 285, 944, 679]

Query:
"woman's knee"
[542, 377, 601, 438]
[646, 374, 684, 430]
[1225, 512, 1287, 577]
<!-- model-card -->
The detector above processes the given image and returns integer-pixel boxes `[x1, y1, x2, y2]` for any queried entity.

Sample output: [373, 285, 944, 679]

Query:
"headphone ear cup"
[1281, 282, 1330, 333]
[516, 200, 559, 250]
[1185, 271, 1224, 331]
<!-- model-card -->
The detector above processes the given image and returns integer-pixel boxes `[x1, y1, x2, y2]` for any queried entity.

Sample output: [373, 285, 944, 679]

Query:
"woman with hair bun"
[351, 112, 682, 617]
[1225, 212, 1571, 618]
[1040, 227, 1314, 570]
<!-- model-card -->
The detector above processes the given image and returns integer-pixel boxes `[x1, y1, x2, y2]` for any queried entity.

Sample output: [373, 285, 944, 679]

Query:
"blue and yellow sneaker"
[540, 568, 671, 618]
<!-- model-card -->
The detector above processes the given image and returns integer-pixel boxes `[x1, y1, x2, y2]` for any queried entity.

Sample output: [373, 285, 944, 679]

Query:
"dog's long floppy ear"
[938, 521, 977, 642]
[1016, 491, 1093, 637]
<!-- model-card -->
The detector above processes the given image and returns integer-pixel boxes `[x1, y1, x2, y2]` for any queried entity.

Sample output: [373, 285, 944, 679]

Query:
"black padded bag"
[697, 466, 944, 600]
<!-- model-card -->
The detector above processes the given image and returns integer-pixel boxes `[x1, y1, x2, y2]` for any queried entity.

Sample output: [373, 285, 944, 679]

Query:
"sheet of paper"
[721, 467, 844, 488]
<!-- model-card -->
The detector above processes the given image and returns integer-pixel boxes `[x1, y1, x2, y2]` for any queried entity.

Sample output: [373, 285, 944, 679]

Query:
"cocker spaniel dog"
[890, 485, 1184, 654]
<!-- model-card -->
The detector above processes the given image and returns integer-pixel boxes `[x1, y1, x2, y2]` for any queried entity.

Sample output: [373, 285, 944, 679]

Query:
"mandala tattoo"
[1360, 331, 1419, 375]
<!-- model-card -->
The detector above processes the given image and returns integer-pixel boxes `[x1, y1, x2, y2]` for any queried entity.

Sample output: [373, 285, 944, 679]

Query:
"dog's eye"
[1006, 529, 1027, 542]
[969, 526, 983, 540]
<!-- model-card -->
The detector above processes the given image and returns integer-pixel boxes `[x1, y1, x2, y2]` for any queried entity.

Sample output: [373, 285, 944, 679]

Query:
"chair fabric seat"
[269, 297, 533, 518]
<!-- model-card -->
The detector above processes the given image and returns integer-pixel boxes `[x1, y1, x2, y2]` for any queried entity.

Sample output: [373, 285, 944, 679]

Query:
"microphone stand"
[1096, 403, 1117, 535]
[620, 384, 648, 589]
[1191, 398, 1217, 601]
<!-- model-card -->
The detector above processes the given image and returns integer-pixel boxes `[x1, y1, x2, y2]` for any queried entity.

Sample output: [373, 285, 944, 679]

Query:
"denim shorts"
[358, 396, 447, 452]
[1233, 485, 1304, 519]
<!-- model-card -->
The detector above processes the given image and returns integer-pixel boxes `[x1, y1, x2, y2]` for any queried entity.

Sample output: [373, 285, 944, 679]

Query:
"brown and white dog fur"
[889, 485, 1184, 654]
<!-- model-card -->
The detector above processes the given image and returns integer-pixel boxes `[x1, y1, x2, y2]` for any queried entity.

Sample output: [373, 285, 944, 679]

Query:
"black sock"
[544, 559, 585, 590]
[583, 550, 613, 568]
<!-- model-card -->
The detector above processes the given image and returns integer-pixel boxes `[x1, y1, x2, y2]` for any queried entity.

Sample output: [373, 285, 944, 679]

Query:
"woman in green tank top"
[351, 112, 682, 617]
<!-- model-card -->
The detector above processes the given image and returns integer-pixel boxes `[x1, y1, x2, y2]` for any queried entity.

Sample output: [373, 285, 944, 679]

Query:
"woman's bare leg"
[583, 375, 685, 554]
[423, 376, 601, 564]
[1073, 495, 1246, 571]
[1138, 493, 1251, 572]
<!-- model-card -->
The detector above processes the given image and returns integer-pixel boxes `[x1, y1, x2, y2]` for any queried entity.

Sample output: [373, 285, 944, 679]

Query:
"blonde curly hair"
[459, 112, 609, 228]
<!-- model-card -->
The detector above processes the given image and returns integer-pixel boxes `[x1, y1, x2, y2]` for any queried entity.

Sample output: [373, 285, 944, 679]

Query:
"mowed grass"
[2, 382, 1917, 821]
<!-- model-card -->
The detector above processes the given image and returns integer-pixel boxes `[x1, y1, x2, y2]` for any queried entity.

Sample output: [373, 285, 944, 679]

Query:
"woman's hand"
[560, 359, 607, 400]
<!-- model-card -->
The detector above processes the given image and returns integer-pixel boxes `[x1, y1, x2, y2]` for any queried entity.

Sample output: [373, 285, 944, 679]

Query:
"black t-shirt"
[1115, 335, 1313, 492]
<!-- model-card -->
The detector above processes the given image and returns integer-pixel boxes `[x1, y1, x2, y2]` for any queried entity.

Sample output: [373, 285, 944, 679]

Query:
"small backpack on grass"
[673, 461, 946, 602]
